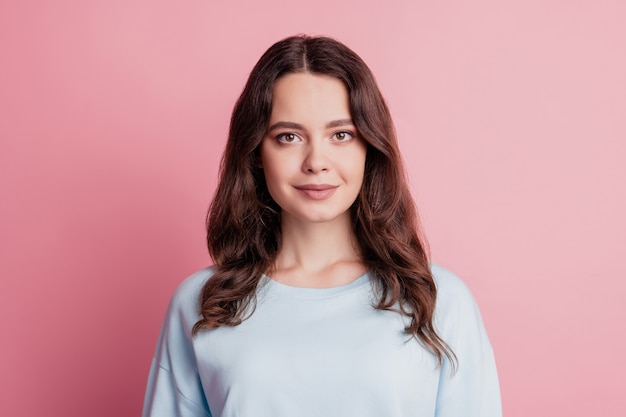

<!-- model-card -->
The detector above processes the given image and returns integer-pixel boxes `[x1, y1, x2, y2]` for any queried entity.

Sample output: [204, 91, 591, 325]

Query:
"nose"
[302, 140, 329, 174]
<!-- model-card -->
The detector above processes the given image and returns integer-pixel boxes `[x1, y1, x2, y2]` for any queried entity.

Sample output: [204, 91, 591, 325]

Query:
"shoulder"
[170, 266, 215, 304]
[164, 266, 216, 328]
[430, 264, 481, 327]
[430, 263, 474, 302]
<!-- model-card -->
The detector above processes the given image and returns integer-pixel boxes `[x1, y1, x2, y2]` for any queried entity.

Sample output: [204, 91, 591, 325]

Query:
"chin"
[286, 208, 351, 225]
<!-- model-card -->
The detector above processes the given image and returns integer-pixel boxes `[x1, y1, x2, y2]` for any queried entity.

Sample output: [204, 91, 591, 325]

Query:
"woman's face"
[260, 72, 367, 226]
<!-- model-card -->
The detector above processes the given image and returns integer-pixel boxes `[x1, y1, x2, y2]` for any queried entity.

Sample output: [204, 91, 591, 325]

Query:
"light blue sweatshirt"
[143, 265, 502, 417]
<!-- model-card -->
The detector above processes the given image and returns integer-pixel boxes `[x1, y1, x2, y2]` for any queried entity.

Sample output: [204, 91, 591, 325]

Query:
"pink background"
[1, 0, 625, 415]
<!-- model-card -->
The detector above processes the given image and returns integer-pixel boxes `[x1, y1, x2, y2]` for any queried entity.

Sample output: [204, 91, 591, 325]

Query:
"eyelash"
[331, 131, 354, 142]
[276, 133, 301, 143]
[275, 131, 355, 144]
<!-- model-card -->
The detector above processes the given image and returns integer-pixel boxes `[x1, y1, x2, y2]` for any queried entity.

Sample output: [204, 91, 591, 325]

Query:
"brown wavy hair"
[193, 35, 455, 366]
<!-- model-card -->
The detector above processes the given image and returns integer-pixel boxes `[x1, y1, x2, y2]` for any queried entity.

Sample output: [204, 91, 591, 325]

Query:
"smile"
[294, 184, 339, 200]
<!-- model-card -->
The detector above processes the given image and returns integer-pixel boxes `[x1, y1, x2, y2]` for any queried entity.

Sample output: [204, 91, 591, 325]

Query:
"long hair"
[193, 35, 455, 366]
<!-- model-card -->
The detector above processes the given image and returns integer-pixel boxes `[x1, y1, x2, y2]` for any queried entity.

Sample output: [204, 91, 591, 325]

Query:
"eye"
[276, 133, 302, 143]
[332, 131, 355, 142]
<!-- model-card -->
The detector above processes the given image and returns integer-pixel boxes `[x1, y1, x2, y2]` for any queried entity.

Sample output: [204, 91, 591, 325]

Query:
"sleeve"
[142, 271, 212, 417]
[432, 266, 502, 417]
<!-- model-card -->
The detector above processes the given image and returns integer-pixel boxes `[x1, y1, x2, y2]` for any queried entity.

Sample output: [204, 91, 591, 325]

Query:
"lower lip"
[295, 187, 338, 200]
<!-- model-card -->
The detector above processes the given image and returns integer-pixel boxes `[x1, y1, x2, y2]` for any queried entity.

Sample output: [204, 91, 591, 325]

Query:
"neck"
[271, 212, 365, 287]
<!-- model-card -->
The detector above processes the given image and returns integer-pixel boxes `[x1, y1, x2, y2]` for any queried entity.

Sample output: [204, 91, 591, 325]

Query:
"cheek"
[262, 149, 301, 181]
[347, 147, 367, 178]
[261, 154, 292, 191]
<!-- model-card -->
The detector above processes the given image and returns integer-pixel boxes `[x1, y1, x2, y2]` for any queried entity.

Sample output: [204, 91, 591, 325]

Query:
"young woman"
[143, 35, 501, 417]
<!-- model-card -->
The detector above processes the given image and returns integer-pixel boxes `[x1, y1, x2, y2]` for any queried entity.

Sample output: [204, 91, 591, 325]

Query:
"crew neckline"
[261, 272, 371, 299]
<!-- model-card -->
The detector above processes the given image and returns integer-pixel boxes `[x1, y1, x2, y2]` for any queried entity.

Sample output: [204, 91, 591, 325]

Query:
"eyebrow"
[267, 119, 354, 132]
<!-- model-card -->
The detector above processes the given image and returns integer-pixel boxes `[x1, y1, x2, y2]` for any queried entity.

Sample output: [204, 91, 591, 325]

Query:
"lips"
[294, 184, 339, 200]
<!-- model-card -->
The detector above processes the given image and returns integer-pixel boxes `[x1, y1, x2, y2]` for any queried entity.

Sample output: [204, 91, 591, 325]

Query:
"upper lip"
[294, 184, 338, 191]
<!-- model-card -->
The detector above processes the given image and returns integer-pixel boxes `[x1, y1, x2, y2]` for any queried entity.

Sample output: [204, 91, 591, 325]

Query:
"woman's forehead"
[269, 73, 351, 127]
